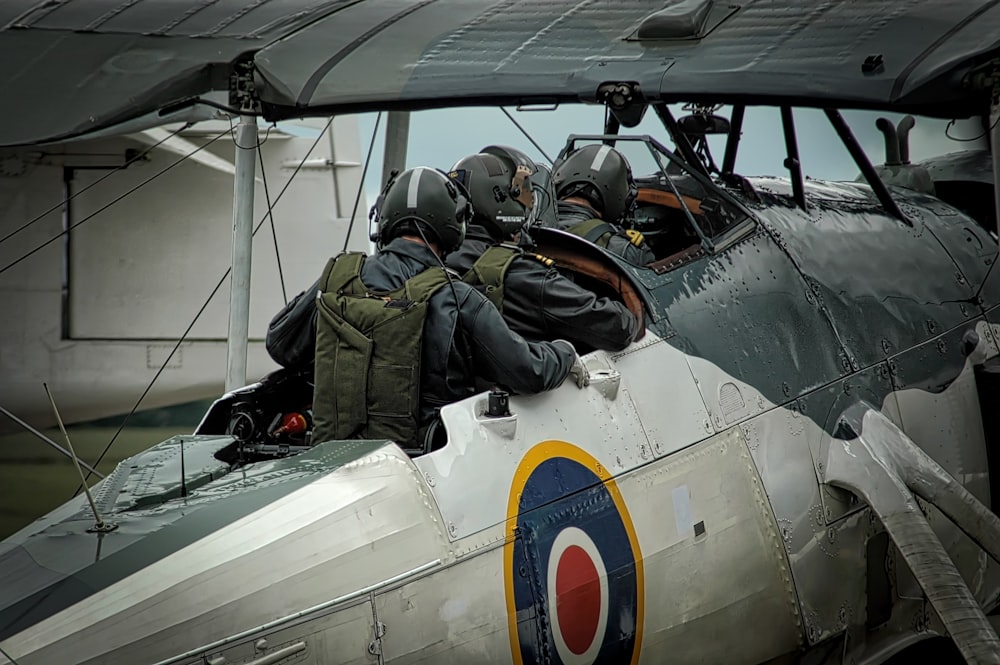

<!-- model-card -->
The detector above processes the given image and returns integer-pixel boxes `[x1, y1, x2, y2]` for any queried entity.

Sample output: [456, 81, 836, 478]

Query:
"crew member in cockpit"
[265, 167, 583, 449]
[446, 146, 639, 354]
[548, 144, 656, 266]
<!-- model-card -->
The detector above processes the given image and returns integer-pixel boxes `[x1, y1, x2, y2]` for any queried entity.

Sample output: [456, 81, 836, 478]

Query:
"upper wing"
[256, 0, 1000, 118]
[0, 0, 344, 146]
[2, 0, 999, 147]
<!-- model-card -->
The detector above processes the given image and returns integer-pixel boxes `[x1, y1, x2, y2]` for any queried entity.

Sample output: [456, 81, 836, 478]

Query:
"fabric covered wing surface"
[256, 0, 1000, 118]
[2, 0, 1000, 145]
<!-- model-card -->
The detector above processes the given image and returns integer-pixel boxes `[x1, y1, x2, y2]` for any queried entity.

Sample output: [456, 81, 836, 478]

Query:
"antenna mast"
[43, 384, 116, 533]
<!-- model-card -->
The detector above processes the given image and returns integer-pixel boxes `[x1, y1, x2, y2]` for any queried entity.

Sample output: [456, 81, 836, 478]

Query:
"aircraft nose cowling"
[0, 442, 449, 665]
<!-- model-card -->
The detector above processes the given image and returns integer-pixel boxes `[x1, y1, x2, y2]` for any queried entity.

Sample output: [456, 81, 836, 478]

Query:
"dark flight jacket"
[446, 225, 640, 354]
[552, 201, 656, 266]
[266, 238, 574, 427]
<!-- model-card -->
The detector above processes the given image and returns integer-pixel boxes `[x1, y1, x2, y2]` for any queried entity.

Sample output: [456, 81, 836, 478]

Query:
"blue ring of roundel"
[509, 456, 639, 664]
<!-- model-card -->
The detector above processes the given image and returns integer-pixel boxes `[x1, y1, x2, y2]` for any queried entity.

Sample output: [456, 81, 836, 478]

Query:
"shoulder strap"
[320, 252, 366, 295]
[461, 245, 520, 311]
[403, 266, 452, 303]
[567, 218, 614, 245]
[472, 245, 520, 287]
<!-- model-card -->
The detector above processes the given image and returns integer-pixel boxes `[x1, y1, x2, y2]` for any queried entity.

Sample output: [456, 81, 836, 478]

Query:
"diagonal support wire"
[0, 123, 194, 248]
[75, 117, 337, 494]
[1, 129, 231, 276]
[342, 111, 383, 252]
[257, 132, 287, 304]
[500, 107, 553, 163]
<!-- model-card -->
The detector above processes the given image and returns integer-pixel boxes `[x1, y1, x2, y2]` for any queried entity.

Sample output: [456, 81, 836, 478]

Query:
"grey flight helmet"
[552, 144, 638, 224]
[372, 167, 471, 254]
[448, 145, 537, 241]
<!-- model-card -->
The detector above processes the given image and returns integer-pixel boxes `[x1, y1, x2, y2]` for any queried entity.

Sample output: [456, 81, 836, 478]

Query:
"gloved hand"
[553, 339, 589, 388]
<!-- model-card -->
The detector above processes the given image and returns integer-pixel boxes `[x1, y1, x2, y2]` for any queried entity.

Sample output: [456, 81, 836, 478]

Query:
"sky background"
[347, 104, 988, 206]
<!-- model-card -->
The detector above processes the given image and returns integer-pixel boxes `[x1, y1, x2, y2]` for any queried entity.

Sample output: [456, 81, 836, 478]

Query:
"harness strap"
[462, 244, 520, 312]
[567, 218, 614, 246]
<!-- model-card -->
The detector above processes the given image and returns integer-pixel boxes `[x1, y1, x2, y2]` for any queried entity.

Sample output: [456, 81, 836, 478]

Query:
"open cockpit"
[190, 128, 771, 466]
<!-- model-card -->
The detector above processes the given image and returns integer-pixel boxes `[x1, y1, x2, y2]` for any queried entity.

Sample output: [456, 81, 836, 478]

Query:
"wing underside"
[1, 0, 999, 146]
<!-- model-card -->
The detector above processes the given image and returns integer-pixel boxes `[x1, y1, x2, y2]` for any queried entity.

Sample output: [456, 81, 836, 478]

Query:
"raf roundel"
[504, 441, 644, 665]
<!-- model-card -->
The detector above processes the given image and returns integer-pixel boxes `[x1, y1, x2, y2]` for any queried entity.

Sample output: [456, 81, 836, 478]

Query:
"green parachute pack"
[312, 252, 451, 447]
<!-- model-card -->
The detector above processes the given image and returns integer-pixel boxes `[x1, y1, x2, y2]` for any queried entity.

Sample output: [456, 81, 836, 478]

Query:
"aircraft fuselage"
[1, 174, 998, 664]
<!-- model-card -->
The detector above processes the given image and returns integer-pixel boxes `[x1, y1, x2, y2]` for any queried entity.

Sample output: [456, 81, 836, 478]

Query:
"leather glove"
[553, 339, 589, 388]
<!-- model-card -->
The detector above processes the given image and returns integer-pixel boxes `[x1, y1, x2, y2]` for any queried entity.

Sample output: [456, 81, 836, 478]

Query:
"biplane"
[2, 2, 1000, 664]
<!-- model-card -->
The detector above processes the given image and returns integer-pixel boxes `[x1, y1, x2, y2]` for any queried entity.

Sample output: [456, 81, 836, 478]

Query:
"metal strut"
[604, 110, 620, 147]
[965, 61, 1000, 238]
[824, 109, 910, 225]
[381, 111, 410, 187]
[225, 115, 257, 393]
[824, 402, 1000, 664]
[991, 92, 1000, 245]
[653, 104, 711, 179]
[779, 107, 806, 211]
[721, 105, 745, 177]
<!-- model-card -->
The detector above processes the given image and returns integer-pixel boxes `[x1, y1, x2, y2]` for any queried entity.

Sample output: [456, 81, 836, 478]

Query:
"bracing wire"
[500, 107, 554, 164]
[0, 129, 231, 276]
[74, 264, 232, 494]
[342, 112, 383, 252]
[256, 128, 287, 304]
[0, 122, 195, 247]
[75, 117, 336, 493]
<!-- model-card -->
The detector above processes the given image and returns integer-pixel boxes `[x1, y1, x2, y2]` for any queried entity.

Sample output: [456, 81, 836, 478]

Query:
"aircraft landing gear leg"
[823, 402, 1000, 664]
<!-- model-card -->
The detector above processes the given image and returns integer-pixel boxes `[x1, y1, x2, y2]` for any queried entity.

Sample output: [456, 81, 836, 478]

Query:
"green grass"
[0, 426, 188, 538]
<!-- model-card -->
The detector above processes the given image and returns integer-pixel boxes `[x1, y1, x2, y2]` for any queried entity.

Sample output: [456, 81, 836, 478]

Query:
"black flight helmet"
[373, 167, 470, 254]
[551, 144, 638, 224]
[448, 145, 536, 241]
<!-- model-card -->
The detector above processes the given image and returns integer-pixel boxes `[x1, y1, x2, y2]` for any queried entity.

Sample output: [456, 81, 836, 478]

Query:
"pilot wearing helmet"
[265, 167, 581, 449]
[445, 145, 639, 354]
[549, 144, 656, 266]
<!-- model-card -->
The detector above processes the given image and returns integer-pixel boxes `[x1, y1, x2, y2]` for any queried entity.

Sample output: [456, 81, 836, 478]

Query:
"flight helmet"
[551, 144, 638, 224]
[372, 167, 471, 254]
[448, 145, 537, 241]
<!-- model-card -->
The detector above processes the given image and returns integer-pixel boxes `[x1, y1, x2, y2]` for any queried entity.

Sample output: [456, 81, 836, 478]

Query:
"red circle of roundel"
[547, 526, 610, 663]
[556, 545, 601, 655]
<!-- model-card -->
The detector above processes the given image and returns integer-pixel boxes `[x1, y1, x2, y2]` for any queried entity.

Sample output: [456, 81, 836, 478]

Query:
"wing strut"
[652, 104, 710, 179]
[603, 108, 620, 147]
[721, 105, 745, 177]
[780, 107, 806, 211]
[381, 112, 410, 188]
[991, 93, 1000, 245]
[225, 115, 258, 392]
[824, 403, 1000, 663]
[824, 109, 910, 225]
